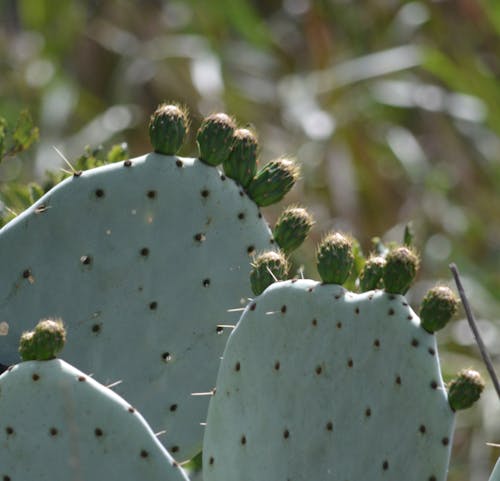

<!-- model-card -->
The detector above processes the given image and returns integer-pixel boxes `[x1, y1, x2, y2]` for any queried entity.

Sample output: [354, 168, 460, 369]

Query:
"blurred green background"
[1, 0, 499, 479]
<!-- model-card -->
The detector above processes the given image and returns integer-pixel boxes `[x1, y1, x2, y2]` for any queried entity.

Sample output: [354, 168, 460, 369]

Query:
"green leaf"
[12, 110, 39, 155]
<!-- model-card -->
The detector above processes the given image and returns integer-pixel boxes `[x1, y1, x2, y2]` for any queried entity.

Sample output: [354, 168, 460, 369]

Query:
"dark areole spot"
[283, 429, 290, 439]
[388, 308, 395, 315]
[140, 449, 149, 458]
[382, 460, 389, 470]
[22, 269, 31, 278]
[176, 159, 183, 167]
[149, 301, 158, 310]
[147, 190, 157, 199]
[171, 446, 179, 453]
[124, 159, 132, 167]
[281, 305, 287, 313]
[203, 278, 211, 287]
[235, 362, 241, 372]
[92, 324, 101, 333]
[95, 428, 103, 437]
[249, 303, 256, 311]
[95, 188, 105, 198]
[201, 189, 210, 197]
[216, 326, 224, 334]
[5, 427, 14, 435]
[80, 255, 92, 265]
[49, 427, 58, 436]
[238, 212, 245, 220]
[240, 435, 246, 445]
[170, 404, 178, 412]
[247, 245, 255, 254]
[32, 374, 40, 381]
[140, 247, 150, 257]
[326, 421, 333, 431]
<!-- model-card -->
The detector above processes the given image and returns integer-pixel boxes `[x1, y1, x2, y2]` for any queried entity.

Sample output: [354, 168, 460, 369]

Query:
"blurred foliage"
[1, 0, 500, 479]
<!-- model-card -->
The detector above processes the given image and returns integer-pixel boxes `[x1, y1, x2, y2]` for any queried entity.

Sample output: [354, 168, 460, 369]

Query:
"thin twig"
[449, 263, 500, 401]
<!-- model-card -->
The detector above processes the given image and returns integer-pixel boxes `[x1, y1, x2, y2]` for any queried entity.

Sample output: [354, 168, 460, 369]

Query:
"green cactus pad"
[316, 232, 354, 285]
[197, 113, 236, 166]
[447, 369, 484, 411]
[488, 458, 500, 481]
[223, 128, 258, 188]
[246, 158, 299, 207]
[359, 255, 386, 292]
[149, 103, 189, 155]
[420, 286, 459, 333]
[383, 246, 419, 295]
[272, 206, 314, 254]
[0, 151, 278, 460]
[19, 319, 66, 361]
[0, 358, 189, 481]
[204, 280, 455, 481]
[250, 251, 288, 296]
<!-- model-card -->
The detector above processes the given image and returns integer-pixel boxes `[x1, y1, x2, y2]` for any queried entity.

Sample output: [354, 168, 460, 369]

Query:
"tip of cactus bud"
[420, 286, 459, 333]
[149, 103, 189, 155]
[250, 251, 289, 296]
[447, 369, 485, 411]
[316, 232, 354, 285]
[382, 246, 419, 295]
[247, 158, 300, 207]
[19, 319, 66, 361]
[273, 206, 314, 254]
[359, 255, 386, 292]
[223, 128, 258, 188]
[197, 112, 236, 166]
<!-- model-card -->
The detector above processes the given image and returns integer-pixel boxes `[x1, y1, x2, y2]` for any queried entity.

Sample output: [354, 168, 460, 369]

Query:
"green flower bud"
[359, 255, 386, 292]
[316, 233, 354, 285]
[448, 369, 484, 411]
[420, 286, 459, 333]
[19, 331, 36, 361]
[250, 251, 288, 296]
[197, 113, 236, 166]
[149, 103, 189, 155]
[246, 158, 299, 207]
[19, 319, 66, 361]
[273, 207, 314, 254]
[223, 128, 258, 188]
[383, 246, 419, 295]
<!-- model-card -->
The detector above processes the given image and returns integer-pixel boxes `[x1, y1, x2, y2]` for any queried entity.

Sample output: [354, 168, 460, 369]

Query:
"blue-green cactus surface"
[0, 151, 277, 460]
[203, 279, 455, 481]
[0, 357, 189, 481]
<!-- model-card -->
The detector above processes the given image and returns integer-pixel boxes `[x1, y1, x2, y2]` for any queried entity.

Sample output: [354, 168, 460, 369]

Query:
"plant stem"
[449, 263, 500, 401]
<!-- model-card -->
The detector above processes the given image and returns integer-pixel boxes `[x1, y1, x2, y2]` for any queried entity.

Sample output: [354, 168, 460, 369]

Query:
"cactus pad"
[0, 358, 188, 481]
[204, 280, 456, 481]
[0, 151, 278, 460]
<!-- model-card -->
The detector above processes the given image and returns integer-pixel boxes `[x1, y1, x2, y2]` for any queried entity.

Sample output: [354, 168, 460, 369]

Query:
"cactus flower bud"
[273, 207, 314, 254]
[223, 128, 258, 187]
[250, 251, 288, 296]
[383, 246, 419, 295]
[316, 232, 354, 285]
[447, 369, 484, 411]
[359, 255, 386, 292]
[19, 319, 66, 361]
[420, 286, 459, 333]
[197, 113, 236, 166]
[149, 103, 189, 155]
[247, 158, 299, 207]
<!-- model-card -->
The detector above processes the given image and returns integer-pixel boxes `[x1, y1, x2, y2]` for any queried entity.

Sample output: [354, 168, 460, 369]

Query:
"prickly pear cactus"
[203, 234, 483, 481]
[489, 458, 500, 481]
[0, 103, 305, 460]
[0, 321, 189, 481]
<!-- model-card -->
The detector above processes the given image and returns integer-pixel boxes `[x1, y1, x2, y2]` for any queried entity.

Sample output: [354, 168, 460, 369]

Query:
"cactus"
[0, 320, 189, 481]
[203, 233, 482, 481]
[0, 104, 305, 461]
[489, 458, 500, 481]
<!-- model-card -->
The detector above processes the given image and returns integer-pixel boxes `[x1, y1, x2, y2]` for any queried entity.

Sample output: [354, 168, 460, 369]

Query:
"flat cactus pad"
[204, 280, 455, 481]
